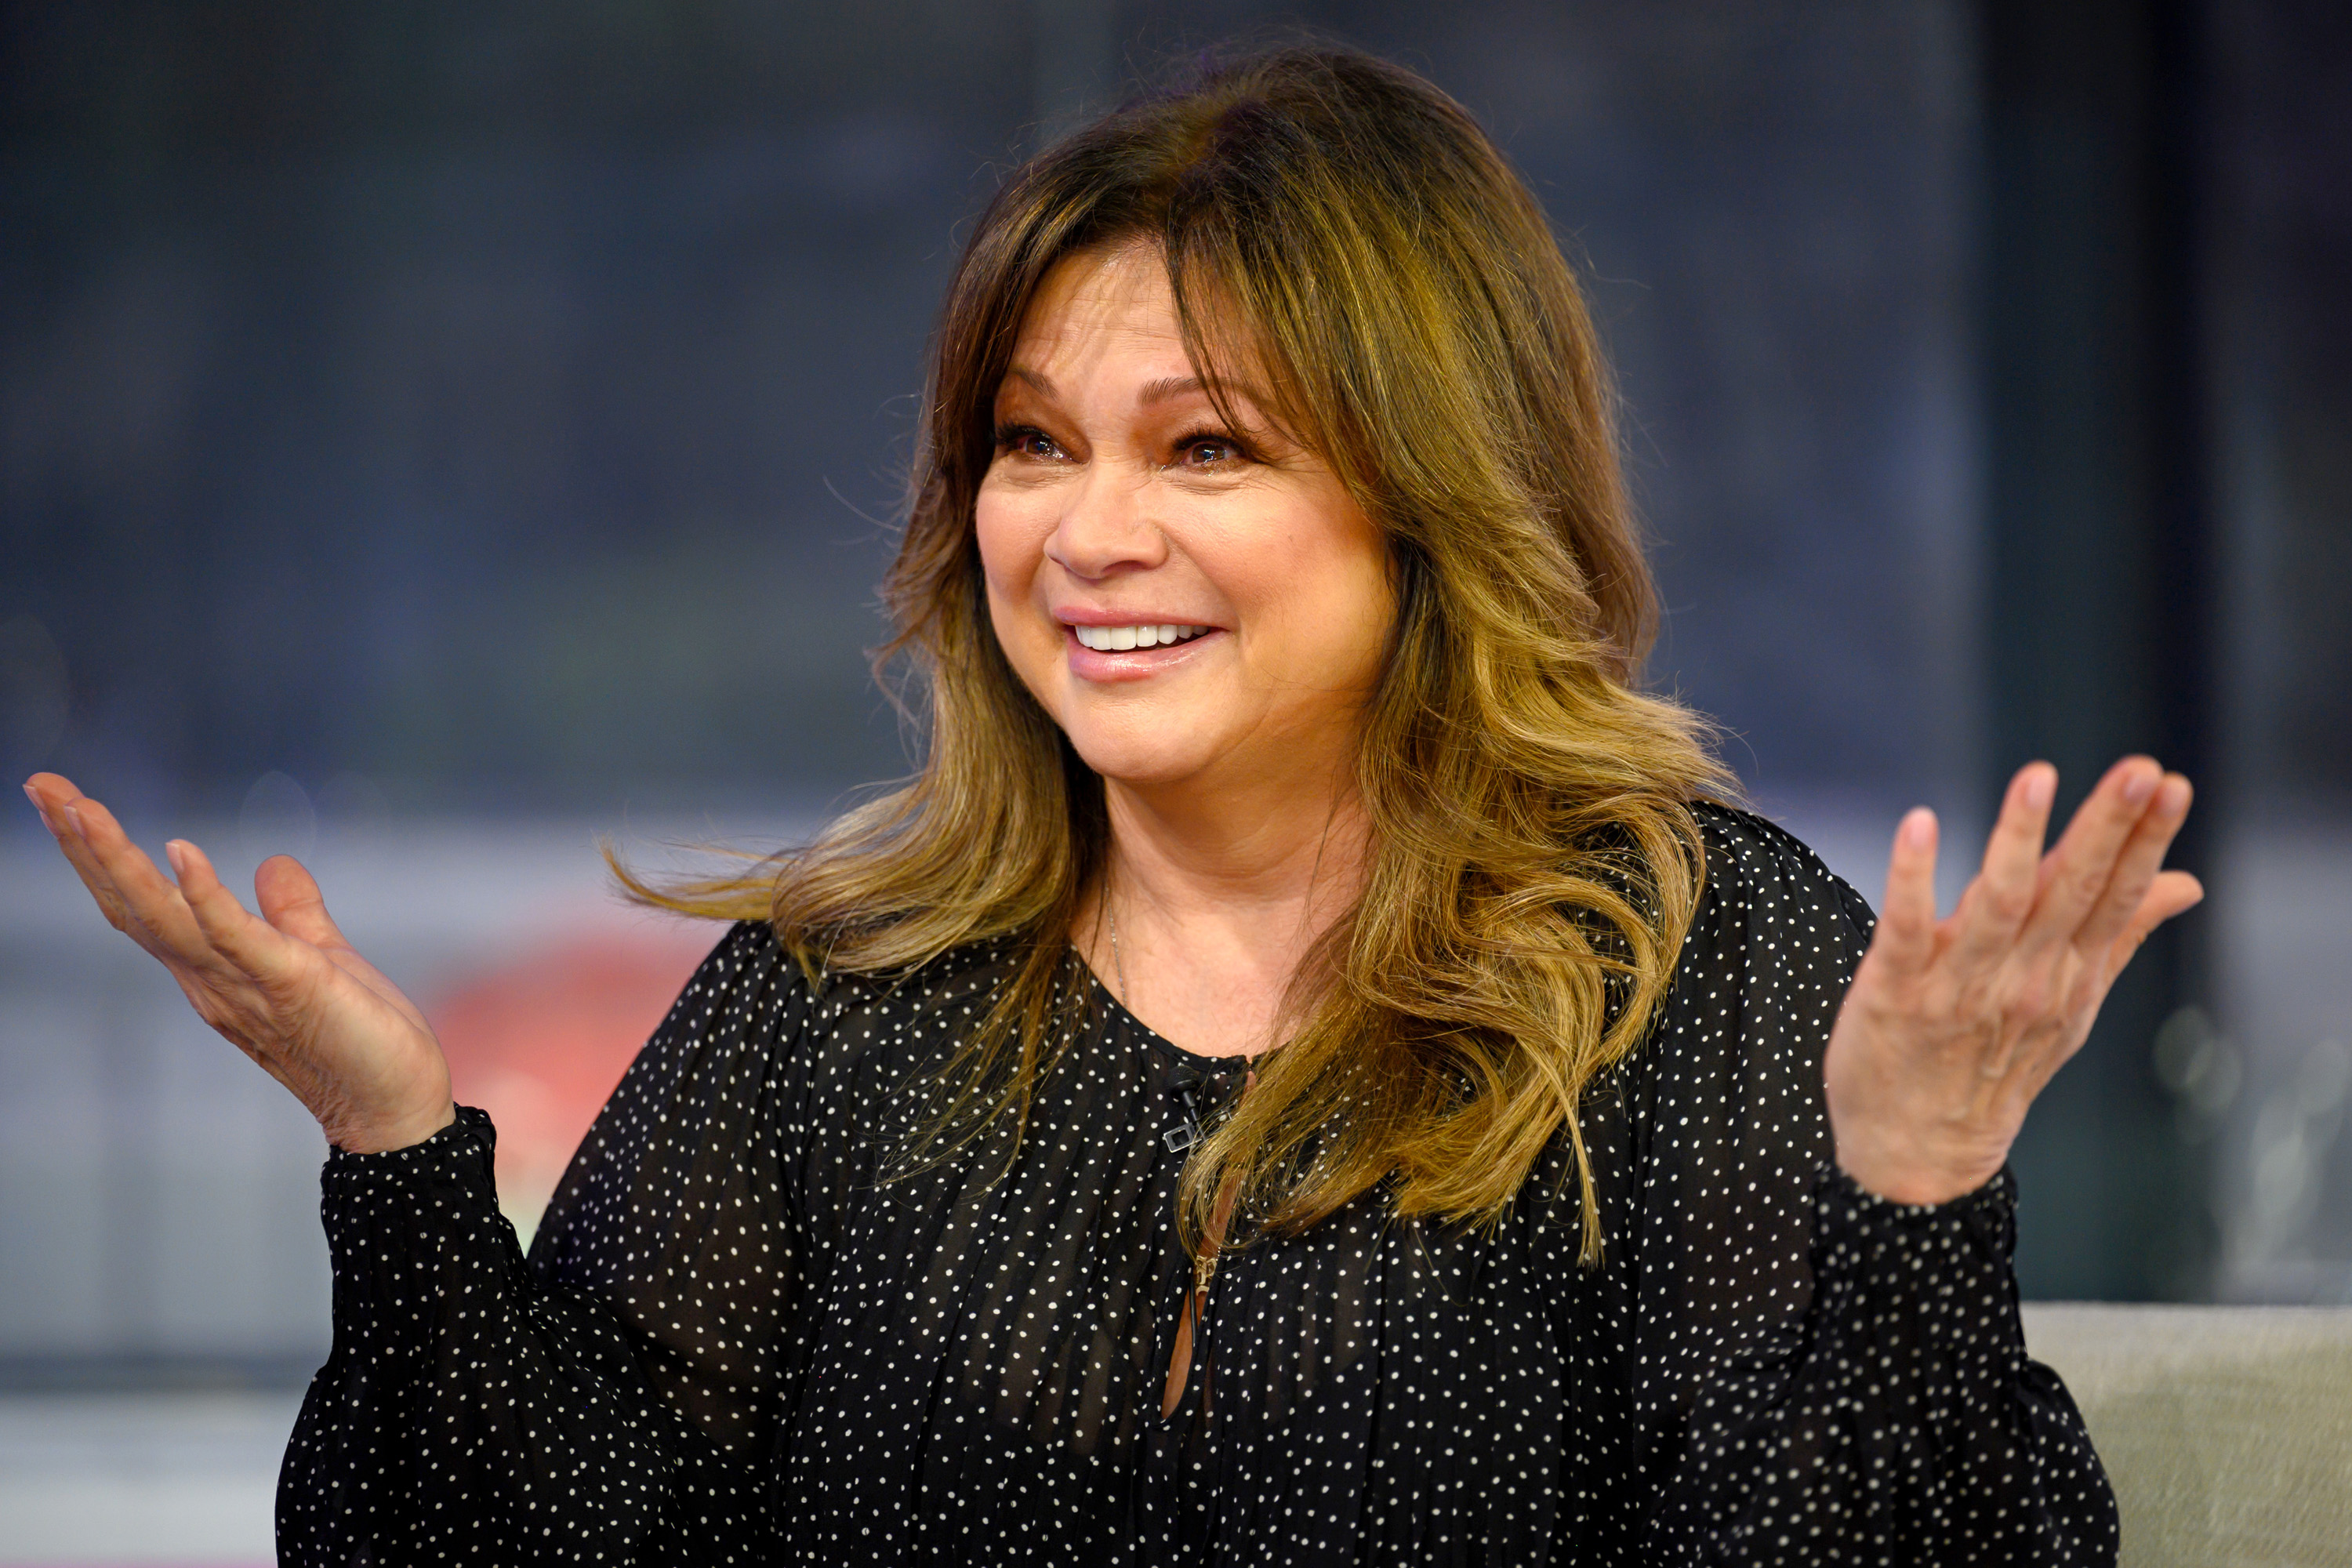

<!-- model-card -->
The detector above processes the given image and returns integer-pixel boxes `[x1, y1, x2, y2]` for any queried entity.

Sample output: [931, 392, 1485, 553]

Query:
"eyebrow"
[1139, 375, 1214, 406]
[1001, 367, 1271, 412]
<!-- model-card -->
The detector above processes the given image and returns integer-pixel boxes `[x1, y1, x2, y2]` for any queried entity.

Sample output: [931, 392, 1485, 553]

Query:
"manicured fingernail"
[2024, 768, 2055, 811]
[2122, 767, 2157, 804]
[62, 804, 85, 836]
[165, 840, 187, 877]
[2158, 776, 2190, 815]
[1901, 807, 1936, 848]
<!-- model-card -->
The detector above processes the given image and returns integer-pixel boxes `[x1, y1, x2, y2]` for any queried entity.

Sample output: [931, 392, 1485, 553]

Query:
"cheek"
[971, 484, 1025, 597]
[1260, 513, 1393, 689]
[1319, 564, 1396, 695]
[974, 486, 1047, 623]
[973, 485, 1062, 681]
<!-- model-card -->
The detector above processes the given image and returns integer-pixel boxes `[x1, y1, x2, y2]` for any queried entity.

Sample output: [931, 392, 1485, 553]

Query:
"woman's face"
[975, 243, 1393, 799]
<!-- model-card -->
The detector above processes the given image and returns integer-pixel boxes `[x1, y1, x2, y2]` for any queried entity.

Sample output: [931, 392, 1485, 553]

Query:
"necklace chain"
[1108, 881, 1265, 1073]
[1107, 882, 1131, 1004]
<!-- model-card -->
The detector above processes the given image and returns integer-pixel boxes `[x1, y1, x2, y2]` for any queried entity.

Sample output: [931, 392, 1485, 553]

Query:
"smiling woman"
[975, 245, 1396, 1048]
[977, 245, 1392, 798]
[25, 41, 2196, 1568]
[626, 61, 1735, 1280]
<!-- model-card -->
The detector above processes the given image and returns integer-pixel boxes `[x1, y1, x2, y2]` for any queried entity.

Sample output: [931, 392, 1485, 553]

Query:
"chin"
[1059, 718, 1221, 791]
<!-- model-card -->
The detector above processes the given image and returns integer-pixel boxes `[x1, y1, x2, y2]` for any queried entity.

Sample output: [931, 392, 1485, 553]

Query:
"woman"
[24, 46, 2195, 1566]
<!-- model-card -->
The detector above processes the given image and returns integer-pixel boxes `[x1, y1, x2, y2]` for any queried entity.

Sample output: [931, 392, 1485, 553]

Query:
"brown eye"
[1178, 434, 1244, 468]
[994, 424, 1063, 460]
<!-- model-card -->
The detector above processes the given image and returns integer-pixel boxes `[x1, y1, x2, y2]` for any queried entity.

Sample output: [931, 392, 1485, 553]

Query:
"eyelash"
[1170, 429, 1251, 468]
[993, 423, 1060, 460]
[989, 423, 1254, 470]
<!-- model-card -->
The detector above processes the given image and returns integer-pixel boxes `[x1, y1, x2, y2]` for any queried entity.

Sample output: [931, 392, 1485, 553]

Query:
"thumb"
[255, 854, 350, 950]
[1871, 807, 1940, 978]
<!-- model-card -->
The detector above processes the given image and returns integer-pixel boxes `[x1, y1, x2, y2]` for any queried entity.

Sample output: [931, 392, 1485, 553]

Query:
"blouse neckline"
[1069, 948, 1263, 1076]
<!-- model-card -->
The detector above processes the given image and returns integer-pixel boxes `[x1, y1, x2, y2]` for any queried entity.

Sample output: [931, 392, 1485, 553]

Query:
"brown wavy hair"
[621, 45, 1731, 1262]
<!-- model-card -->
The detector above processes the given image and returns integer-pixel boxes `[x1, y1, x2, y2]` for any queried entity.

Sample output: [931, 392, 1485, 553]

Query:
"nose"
[1044, 463, 1168, 582]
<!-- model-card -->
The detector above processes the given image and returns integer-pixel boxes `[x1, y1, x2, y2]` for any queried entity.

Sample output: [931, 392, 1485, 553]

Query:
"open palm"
[24, 771, 456, 1154]
[1826, 756, 2201, 1205]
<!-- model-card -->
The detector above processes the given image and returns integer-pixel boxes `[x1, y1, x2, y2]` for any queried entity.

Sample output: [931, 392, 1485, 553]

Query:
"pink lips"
[1062, 622, 1222, 682]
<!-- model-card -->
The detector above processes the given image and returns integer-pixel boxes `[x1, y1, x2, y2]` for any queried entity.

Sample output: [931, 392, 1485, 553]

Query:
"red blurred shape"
[429, 926, 713, 1241]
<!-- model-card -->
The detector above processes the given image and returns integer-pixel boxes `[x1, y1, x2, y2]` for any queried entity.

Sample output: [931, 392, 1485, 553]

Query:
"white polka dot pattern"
[278, 806, 2118, 1564]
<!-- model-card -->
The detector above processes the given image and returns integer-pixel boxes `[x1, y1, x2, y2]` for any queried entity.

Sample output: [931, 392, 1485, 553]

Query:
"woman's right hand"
[24, 771, 456, 1153]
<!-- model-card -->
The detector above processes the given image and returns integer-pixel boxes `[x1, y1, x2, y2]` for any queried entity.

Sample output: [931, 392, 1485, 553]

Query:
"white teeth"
[1073, 623, 1209, 652]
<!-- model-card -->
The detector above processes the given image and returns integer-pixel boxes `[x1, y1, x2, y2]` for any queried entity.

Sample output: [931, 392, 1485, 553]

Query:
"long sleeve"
[1661, 1166, 2115, 1563]
[271, 820, 2121, 1563]
[278, 921, 818, 1566]
[1615, 809, 2118, 1566]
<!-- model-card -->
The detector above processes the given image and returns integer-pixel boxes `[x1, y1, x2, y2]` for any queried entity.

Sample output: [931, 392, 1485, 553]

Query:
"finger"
[2070, 772, 2191, 958]
[1871, 808, 1940, 976]
[254, 854, 354, 953]
[2017, 840, 2200, 1094]
[259, 859, 431, 1033]
[27, 775, 138, 930]
[1948, 762, 2057, 965]
[22, 773, 69, 831]
[170, 838, 299, 978]
[64, 793, 230, 972]
[23, 770, 82, 812]
[2016, 756, 2164, 953]
[2099, 868, 2205, 990]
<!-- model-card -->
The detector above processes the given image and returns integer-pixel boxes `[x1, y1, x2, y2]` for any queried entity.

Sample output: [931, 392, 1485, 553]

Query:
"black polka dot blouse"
[278, 806, 2118, 1564]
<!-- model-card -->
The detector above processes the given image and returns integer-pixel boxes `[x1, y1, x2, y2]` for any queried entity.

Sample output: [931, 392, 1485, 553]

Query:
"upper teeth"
[1073, 623, 1209, 652]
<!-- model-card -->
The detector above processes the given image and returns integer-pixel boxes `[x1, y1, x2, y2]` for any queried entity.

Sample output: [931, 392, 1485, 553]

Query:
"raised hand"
[24, 772, 456, 1154]
[1824, 757, 2202, 1205]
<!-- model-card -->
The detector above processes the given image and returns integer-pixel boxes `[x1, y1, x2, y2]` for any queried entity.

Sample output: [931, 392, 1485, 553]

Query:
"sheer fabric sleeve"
[1621, 811, 2118, 1566]
[277, 920, 820, 1566]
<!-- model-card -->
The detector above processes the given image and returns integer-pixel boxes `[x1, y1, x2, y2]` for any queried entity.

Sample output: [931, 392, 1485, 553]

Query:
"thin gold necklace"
[1107, 883, 1131, 1004]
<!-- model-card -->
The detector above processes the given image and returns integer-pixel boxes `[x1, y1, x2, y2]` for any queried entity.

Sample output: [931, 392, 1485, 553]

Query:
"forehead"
[1007, 243, 1186, 368]
[1001, 243, 1282, 424]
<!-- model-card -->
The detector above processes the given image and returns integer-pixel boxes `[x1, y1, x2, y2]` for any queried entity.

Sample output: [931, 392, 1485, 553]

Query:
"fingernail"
[2122, 768, 2157, 804]
[2024, 768, 2055, 811]
[2158, 776, 2190, 815]
[62, 804, 85, 836]
[165, 840, 187, 877]
[1901, 808, 1936, 848]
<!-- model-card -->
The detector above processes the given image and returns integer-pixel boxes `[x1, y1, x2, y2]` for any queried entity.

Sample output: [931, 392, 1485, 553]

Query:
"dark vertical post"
[1980, 0, 2214, 1298]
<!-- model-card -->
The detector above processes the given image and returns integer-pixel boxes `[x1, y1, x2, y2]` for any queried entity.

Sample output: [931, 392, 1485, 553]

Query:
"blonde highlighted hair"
[622, 45, 1731, 1262]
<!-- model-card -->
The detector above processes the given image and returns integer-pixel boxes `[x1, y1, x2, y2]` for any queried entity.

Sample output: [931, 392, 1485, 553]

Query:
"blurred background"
[2, 0, 2347, 1560]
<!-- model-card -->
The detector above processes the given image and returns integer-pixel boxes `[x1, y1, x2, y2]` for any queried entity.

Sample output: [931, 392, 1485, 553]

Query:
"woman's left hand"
[1824, 756, 2202, 1205]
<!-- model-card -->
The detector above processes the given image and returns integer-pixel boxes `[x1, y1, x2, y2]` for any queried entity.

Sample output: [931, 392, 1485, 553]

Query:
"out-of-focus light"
[428, 929, 712, 1247]
[238, 771, 316, 862]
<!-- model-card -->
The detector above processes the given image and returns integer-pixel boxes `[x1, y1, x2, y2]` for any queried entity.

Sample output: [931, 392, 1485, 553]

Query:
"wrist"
[326, 1098, 458, 1155]
[1833, 1135, 2004, 1207]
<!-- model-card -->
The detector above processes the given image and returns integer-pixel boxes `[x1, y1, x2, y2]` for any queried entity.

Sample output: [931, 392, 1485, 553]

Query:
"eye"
[993, 423, 1064, 461]
[1173, 430, 1250, 470]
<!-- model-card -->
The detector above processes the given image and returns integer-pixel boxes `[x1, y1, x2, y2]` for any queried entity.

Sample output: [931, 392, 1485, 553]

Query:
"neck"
[1091, 753, 1370, 1057]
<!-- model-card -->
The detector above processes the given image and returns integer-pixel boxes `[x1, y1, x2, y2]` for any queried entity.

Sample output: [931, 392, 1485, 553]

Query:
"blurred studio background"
[2, 1, 2347, 1560]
